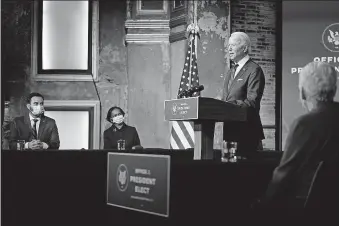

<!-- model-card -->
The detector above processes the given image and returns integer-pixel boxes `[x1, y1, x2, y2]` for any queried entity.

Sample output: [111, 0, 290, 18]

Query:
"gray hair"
[230, 32, 251, 54]
[299, 61, 337, 102]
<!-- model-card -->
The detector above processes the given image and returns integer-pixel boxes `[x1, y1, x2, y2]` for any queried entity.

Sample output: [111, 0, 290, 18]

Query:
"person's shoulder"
[12, 116, 25, 123]
[42, 115, 57, 124]
[104, 126, 113, 134]
[248, 59, 263, 70]
[125, 125, 138, 132]
[13, 115, 25, 121]
[291, 111, 318, 130]
[248, 58, 259, 66]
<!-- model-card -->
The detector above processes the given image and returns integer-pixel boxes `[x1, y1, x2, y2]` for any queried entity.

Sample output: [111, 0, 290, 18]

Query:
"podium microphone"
[177, 85, 204, 98]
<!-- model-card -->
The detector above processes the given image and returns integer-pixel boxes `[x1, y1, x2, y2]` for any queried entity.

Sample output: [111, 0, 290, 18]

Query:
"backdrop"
[282, 1, 339, 149]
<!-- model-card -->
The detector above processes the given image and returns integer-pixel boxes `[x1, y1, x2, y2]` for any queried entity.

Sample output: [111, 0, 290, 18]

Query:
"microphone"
[178, 85, 204, 98]
[190, 85, 204, 93]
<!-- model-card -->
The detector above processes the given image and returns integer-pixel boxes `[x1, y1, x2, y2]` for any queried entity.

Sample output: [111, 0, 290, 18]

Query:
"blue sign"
[107, 153, 170, 217]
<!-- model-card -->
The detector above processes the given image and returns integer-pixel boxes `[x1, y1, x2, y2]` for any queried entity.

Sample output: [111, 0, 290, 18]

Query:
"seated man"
[9, 92, 60, 150]
[257, 62, 339, 222]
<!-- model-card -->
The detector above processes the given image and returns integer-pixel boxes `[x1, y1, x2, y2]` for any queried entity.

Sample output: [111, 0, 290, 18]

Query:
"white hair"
[230, 32, 251, 54]
[299, 61, 338, 102]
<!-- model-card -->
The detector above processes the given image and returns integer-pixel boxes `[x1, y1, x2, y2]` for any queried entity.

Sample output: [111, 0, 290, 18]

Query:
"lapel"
[24, 112, 35, 140]
[38, 115, 47, 139]
[226, 59, 252, 98]
[24, 112, 31, 128]
[223, 69, 232, 96]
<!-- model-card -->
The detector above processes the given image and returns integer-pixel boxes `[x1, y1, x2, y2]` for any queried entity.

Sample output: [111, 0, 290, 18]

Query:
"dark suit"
[264, 101, 339, 208]
[222, 58, 265, 156]
[9, 113, 60, 150]
[104, 124, 140, 150]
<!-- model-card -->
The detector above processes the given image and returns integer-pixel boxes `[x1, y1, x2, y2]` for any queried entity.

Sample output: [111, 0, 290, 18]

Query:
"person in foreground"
[9, 92, 60, 150]
[222, 31, 265, 157]
[257, 62, 339, 223]
[104, 106, 142, 150]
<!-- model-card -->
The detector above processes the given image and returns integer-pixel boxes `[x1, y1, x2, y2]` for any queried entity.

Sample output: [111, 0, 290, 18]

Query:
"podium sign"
[107, 153, 170, 217]
[164, 97, 198, 121]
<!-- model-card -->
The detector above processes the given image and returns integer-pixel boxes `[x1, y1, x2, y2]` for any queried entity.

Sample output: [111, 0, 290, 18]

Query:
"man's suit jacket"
[9, 113, 60, 150]
[222, 59, 265, 141]
[263, 101, 339, 207]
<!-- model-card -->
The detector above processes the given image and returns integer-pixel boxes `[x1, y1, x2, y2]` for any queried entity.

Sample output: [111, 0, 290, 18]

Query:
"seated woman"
[104, 106, 142, 150]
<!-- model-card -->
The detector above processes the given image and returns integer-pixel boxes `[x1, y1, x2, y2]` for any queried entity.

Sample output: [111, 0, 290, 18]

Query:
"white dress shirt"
[234, 55, 250, 78]
[29, 114, 41, 134]
[24, 114, 48, 149]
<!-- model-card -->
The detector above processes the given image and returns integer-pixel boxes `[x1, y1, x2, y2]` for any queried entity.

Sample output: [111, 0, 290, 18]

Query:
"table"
[1, 149, 281, 225]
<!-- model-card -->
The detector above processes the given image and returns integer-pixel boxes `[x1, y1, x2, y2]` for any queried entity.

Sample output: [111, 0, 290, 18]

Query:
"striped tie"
[228, 64, 239, 90]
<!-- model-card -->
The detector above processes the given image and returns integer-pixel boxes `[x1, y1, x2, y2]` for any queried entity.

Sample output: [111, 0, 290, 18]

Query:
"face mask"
[30, 105, 44, 116]
[112, 115, 124, 124]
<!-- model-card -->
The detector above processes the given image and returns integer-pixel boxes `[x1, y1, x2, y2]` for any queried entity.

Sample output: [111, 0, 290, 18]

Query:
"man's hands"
[27, 140, 43, 150]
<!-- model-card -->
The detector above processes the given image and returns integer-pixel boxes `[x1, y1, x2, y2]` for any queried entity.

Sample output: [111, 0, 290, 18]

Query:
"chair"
[302, 154, 339, 223]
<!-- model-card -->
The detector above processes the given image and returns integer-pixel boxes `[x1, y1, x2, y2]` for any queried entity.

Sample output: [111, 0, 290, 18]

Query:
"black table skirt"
[1, 149, 281, 225]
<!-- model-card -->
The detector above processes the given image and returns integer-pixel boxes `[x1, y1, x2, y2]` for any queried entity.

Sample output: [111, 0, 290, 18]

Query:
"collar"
[234, 55, 250, 68]
[29, 114, 40, 121]
[112, 123, 126, 132]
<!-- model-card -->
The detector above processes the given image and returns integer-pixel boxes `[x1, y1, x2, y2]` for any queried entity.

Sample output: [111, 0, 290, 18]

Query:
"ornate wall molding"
[169, 0, 189, 43]
[136, 0, 167, 16]
[125, 20, 170, 44]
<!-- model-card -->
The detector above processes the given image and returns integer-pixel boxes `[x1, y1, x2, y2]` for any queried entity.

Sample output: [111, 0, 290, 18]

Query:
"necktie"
[32, 119, 38, 139]
[227, 64, 239, 90]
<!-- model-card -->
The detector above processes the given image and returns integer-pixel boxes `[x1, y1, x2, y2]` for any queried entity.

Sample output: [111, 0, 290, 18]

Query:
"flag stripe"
[170, 134, 179, 149]
[183, 121, 194, 141]
[172, 122, 191, 149]
[177, 121, 194, 147]
[170, 127, 185, 149]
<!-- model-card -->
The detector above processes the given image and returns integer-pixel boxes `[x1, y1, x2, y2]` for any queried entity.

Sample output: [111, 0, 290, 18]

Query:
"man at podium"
[223, 32, 265, 157]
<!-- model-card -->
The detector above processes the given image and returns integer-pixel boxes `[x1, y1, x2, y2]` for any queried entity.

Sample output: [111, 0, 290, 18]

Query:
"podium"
[164, 97, 249, 160]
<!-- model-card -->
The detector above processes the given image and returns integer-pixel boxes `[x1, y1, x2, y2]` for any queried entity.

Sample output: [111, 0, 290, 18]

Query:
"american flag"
[170, 33, 199, 149]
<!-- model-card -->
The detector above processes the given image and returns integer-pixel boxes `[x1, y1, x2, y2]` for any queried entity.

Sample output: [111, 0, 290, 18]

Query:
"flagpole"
[188, 35, 193, 89]
[194, 0, 198, 59]
[187, 0, 199, 90]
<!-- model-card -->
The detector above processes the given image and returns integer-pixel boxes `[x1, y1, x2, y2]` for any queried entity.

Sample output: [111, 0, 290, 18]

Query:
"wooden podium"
[164, 97, 249, 160]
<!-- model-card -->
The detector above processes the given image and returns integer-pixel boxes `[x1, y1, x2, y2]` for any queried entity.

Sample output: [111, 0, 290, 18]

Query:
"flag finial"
[186, 23, 200, 39]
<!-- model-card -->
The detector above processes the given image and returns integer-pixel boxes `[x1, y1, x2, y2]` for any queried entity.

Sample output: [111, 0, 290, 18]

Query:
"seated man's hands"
[132, 145, 143, 150]
[28, 140, 43, 150]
